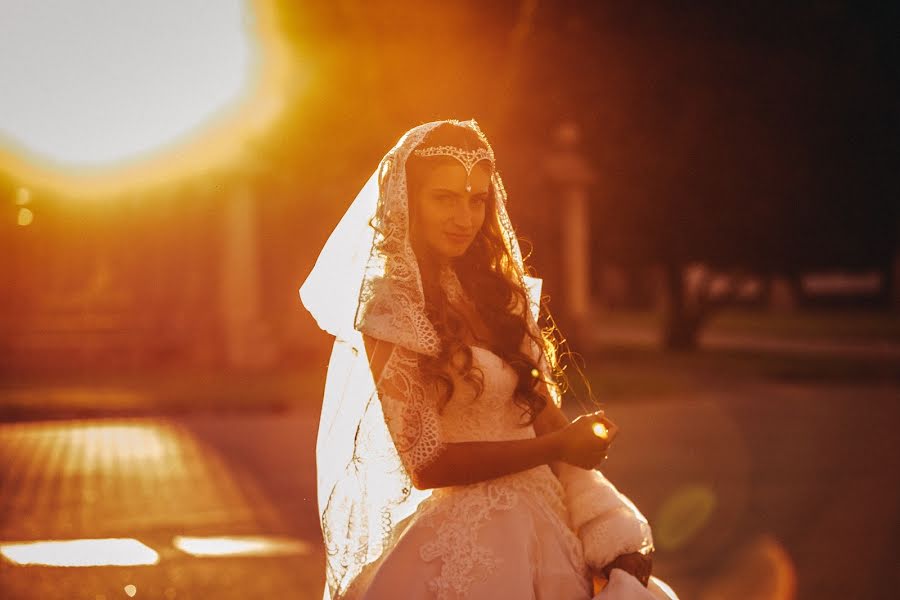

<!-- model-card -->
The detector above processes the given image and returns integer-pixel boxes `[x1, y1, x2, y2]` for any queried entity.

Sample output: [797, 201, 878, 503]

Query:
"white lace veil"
[299, 119, 553, 598]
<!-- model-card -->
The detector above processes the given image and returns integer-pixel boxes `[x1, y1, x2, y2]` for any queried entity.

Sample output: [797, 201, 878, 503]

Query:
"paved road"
[0, 410, 324, 600]
[593, 322, 900, 361]
[2, 375, 898, 599]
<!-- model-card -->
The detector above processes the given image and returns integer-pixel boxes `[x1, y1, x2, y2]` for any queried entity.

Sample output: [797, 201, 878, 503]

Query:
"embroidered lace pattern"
[409, 341, 586, 599]
[412, 466, 588, 599]
[377, 344, 446, 475]
[419, 481, 516, 598]
[313, 119, 570, 599]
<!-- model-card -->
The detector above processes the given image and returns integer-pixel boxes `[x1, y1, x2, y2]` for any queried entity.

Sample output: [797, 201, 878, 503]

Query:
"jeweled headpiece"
[412, 145, 495, 192]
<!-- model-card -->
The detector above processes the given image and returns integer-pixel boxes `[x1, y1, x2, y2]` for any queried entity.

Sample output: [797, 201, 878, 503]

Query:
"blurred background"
[1, 1, 898, 598]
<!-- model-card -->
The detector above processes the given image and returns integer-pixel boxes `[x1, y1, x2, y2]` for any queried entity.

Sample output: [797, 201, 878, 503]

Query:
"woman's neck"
[415, 247, 453, 282]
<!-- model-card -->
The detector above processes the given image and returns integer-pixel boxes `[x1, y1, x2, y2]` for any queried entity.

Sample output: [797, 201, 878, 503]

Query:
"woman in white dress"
[300, 119, 678, 600]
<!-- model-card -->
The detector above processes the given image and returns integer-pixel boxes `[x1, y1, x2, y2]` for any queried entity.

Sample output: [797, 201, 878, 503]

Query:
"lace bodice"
[439, 346, 534, 443]
[304, 119, 658, 599]
[409, 345, 585, 599]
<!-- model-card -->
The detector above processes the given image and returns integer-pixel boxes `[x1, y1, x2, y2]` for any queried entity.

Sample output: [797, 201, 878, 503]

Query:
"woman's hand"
[601, 551, 653, 587]
[554, 411, 618, 469]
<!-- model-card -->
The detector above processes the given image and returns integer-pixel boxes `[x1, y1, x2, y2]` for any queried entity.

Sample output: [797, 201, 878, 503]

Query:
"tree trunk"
[660, 262, 701, 351]
[887, 250, 899, 311]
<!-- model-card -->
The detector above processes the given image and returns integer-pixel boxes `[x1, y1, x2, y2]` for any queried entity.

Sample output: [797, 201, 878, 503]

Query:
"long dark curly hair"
[406, 123, 563, 424]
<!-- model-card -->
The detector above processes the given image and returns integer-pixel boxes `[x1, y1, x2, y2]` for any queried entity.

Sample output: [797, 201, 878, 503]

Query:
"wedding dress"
[344, 274, 675, 600]
[350, 343, 591, 599]
[300, 118, 678, 600]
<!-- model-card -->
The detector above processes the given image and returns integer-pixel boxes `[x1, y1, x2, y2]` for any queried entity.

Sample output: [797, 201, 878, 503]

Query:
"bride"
[300, 119, 679, 599]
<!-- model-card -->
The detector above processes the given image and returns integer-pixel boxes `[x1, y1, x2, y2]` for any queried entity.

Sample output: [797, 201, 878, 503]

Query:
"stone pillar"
[562, 184, 590, 321]
[543, 122, 596, 342]
[220, 180, 277, 369]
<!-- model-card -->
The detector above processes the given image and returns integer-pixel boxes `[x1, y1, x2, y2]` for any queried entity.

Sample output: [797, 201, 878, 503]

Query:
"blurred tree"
[507, 0, 899, 349]
[193, 0, 900, 355]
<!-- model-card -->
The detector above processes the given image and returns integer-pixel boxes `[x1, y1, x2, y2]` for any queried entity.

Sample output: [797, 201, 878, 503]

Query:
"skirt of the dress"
[341, 472, 678, 600]
[353, 487, 593, 600]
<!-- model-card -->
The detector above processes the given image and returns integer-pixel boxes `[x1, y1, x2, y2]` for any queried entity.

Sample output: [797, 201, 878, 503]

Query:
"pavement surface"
[593, 322, 900, 361]
[1, 355, 899, 599]
[0, 411, 324, 600]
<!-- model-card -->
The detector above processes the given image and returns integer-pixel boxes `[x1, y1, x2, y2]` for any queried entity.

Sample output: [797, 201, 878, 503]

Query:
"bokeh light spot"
[655, 483, 717, 551]
[15, 187, 31, 205]
[700, 534, 797, 600]
[17, 207, 33, 226]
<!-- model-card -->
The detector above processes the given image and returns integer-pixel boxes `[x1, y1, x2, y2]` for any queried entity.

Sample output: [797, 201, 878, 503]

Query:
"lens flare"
[0, 539, 159, 566]
[655, 484, 717, 551]
[173, 535, 312, 557]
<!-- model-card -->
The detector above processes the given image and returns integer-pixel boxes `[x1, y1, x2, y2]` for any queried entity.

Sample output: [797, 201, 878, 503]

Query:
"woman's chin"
[421, 240, 472, 263]
[446, 246, 472, 260]
[432, 244, 468, 260]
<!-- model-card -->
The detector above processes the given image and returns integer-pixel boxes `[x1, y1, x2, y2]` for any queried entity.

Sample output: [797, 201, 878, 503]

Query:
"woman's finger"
[600, 418, 619, 442]
[596, 414, 617, 429]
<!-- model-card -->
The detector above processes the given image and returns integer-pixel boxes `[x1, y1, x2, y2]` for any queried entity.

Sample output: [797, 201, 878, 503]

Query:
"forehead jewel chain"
[412, 145, 495, 193]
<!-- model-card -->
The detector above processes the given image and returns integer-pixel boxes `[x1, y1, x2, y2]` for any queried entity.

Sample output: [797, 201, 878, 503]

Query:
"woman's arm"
[536, 410, 574, 476]
[415, 434, 564, 489]
[363, 334, 609, 490]
[530, 374, 654, 587]
[533, 389, 572, 435]
[531, 379, 614, 478]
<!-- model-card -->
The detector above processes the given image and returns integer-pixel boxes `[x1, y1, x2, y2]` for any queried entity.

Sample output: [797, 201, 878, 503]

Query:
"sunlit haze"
[0, 0, 293, 198]
[0, 1, 253, 166]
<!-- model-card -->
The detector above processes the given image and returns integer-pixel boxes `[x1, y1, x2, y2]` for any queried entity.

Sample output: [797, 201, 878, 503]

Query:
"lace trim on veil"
[309, 119, 553, 598]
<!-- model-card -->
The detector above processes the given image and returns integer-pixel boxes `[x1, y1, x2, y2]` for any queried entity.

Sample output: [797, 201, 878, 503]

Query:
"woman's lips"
[444, 232, 470, 244]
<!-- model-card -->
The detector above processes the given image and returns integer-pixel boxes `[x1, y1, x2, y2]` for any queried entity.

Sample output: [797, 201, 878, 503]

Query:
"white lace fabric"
[377, 343, 446, 476]
[302, 119, 537, 598]
[365, 337, 590, 600]
[300, 119, 658, 600]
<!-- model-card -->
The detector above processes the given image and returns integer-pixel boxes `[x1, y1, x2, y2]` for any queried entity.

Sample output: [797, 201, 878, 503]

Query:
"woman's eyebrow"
[432, 188, 461, 196]
[432, 188, 489, 196]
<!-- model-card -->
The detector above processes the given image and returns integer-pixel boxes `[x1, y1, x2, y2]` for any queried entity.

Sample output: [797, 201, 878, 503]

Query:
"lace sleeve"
[373, 342, 445, 479]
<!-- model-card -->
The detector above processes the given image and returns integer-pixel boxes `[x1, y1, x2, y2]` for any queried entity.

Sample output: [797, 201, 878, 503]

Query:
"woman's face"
[412, 160, 491, 262]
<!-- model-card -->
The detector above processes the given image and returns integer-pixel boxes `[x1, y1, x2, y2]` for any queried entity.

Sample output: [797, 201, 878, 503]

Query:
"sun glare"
[0, 0, 296, 198]
[0, 538, 159, 567]
[0, 1, 253, 167]
[172, 535, 312, 557]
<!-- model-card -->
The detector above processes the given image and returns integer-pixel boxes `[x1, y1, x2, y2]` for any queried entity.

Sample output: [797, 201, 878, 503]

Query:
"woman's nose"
[451, 199, 473, 228]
